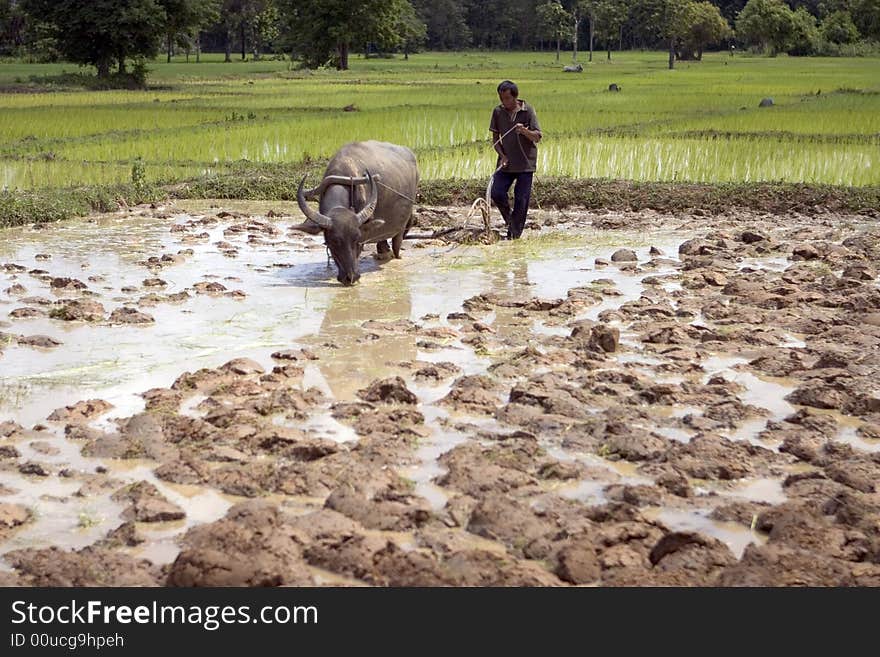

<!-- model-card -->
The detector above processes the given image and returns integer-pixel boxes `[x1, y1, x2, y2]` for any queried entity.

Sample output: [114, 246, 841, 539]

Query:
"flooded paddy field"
[0, 200, 878, 586]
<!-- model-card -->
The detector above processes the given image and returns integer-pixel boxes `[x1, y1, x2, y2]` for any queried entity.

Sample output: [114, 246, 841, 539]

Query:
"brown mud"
[0, 199, 878, 586]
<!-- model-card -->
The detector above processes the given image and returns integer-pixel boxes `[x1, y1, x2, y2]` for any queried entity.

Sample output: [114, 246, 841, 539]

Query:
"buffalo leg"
[375, 239, 393, 261]
[392, 216, 413, 259]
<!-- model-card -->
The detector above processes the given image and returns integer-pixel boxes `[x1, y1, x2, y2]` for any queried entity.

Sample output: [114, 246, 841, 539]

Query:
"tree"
[218, 0, 263, 61]
[21, 0, 166, 77]
[465, 0, 525, 49]
[788, 6, 819, 54]
[158, 0, 221, 62]
[568, 0, 627, 62]
[281, 0, 415, 70]
[581, 0, 597, 62]
[250, 0, 280, 59]
[647, 0, 694, 69]
[593, 0, 630, 60]
[713, 0, 748, 24]
[219, 0, 237, 61]
[188, 0, 221, 61]
[237, 0, 258, 60]
[536, 1, 571, 61]
[411, 0, 471, 49]
[625, 0, 663, 50]
[0, 0, 26, 56]
[819, 10, 860, 44]
[736, 0, 796, 55]
[395, 0, 427, 58]
[850, 0, 880, 41]
[679, 1, 732, 60]
[562, 0, 586, 61]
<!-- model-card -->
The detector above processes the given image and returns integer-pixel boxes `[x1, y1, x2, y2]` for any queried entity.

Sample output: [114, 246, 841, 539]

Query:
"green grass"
[0, 51, 878, 200]
[0, 182, 162, 228]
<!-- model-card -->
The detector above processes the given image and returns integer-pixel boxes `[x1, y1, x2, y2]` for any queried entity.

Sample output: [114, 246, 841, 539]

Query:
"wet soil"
[0, 200, 878, 586]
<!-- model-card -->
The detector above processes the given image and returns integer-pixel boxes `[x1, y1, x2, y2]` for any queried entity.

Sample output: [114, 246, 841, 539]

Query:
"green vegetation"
[0, 50, 877, 227]
[0, 182, 162, 228]
[77, 510, 103, 529]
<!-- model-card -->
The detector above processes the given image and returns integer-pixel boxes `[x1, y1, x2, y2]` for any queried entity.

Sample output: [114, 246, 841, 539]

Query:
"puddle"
[644, 508, 766, 559]
[398, 408, 470, 510]
[299, 408, 359, 444]
[726, 418, 777, 448]
[5, 206, 857, 579]
[697, 477, 787, 505]
[700, 354, 752, 377]
[0, 210, 328, 427]
[662, 405, 704, 420]
[1, 211, 692, 559]
[780, 333, 807, 349]
[652, 426, 694, 443]
[725, 372, 796, 419]
[738, 256, 790, 272]
[836, 425, 880, 453]
[556, 479, 607, 505]
[617, 353, 666, 366]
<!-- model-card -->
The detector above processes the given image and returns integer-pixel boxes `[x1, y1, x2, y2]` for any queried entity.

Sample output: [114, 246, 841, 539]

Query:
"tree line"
[0, 0, 877, 79]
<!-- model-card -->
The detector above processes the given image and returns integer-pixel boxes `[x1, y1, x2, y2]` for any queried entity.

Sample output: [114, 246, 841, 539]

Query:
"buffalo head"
[292, 171, 381, 285]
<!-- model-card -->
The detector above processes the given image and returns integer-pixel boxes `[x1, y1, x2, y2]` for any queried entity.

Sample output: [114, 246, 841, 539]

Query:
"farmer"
[489, 80, 542, 240]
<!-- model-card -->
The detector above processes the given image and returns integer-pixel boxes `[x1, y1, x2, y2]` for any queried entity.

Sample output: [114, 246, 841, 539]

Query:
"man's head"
[497, 80, 519, 112]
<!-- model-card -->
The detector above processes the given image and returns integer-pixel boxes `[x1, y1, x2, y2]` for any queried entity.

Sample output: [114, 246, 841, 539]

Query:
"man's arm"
[489, 108, 509, 168]
[491, 130, 509, 168]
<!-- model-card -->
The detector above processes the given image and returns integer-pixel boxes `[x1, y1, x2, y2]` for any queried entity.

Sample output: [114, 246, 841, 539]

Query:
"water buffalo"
[293, 140, 418, 285]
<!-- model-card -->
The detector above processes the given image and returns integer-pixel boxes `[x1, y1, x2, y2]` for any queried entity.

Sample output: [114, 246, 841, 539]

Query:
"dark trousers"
[491, 170, 533, 239]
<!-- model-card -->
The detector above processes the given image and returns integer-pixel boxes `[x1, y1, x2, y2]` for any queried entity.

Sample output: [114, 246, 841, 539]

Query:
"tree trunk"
[240, 22, 246, 60]
[572, 16, 580, 61]
[97, 59, 110, 78]
[196, 35, 201, 63]
[556, 37, 560, 62]
[619, 24, 623, 52]
[589, 12, 594, 63]
[224, 28, 231, 62]
[697, 46, 703, 61]
[118, 58, 126, 74]
[668, 37, 675, 70]
[338, 41, 349, 70]
[607, 44, 611, 60]
[167, 33, 172, 63]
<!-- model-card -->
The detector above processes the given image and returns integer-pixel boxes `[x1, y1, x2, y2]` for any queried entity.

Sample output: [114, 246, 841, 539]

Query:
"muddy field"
[0, 200, 879, 587]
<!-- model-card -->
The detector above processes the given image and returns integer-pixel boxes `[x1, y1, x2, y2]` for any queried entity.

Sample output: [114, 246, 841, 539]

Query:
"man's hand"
[514, 123, 540, 143]
[500, 155, 509, 168]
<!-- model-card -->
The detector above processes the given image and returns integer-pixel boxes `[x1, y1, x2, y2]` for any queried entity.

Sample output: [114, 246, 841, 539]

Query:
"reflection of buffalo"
[307, 277, 415, 401]
[293, 141, 418, 286]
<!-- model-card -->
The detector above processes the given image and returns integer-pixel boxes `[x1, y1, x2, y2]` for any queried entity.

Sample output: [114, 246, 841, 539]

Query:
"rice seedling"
[0, 50, 877, 191]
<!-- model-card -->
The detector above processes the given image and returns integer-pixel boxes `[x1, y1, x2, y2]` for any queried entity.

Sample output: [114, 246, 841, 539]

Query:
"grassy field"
[1, 51, 878, 195]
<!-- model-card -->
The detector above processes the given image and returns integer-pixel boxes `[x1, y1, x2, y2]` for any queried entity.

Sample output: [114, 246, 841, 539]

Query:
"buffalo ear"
[361, 219, 385, 243]
[290, 221, 323, 235]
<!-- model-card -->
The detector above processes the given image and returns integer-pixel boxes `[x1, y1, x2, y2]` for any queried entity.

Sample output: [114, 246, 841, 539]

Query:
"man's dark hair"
[497, 80, 518, 97]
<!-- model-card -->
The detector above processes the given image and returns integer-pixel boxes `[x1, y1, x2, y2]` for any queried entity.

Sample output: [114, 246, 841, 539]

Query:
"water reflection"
[303, 272, 416, 401]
